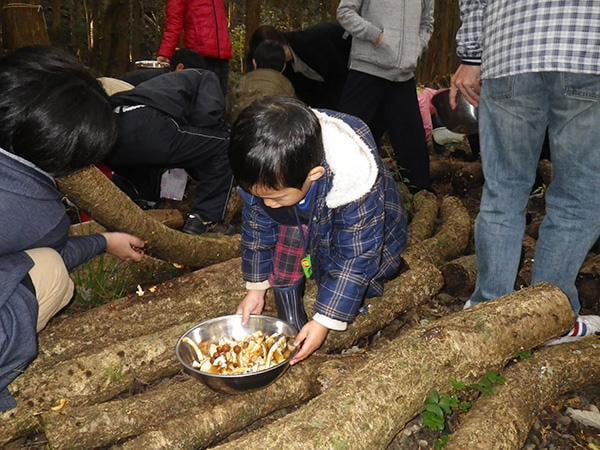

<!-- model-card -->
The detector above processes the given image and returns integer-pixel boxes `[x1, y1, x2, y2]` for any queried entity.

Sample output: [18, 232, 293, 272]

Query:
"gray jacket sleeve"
[60, 235, 107, 272]
[337, 0, 382, 44]
[419, 0, 435, 55]
[456, 0, 486, 63]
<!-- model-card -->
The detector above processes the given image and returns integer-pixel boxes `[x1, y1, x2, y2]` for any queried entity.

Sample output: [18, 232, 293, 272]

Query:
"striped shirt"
[456, 0, 600, 79]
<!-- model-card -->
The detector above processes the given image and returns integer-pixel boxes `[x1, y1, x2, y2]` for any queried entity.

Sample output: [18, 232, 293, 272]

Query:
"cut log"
[407, 190, 439, 246]
[441, 254, 477, 297]
[214, 284, 574, 450]
[446, 336, 600, 450]
[68, 209, 184, 236]
[451, 161, 483, 195]
[403, 196, 471, 268]
[56, 166, 240, 267]
[45, 356, 364, 450]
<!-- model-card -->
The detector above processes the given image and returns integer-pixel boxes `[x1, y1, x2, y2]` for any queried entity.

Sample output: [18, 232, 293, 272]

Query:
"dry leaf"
[136, 285, 144, 296]
[51, 398, 67, 411]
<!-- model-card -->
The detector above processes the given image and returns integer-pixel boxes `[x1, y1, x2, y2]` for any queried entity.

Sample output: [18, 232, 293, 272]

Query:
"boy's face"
[251, 166, 325, 209]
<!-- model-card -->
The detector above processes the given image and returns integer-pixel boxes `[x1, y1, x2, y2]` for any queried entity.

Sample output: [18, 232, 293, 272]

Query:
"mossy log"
[407, 190, 439, 246]
[44, 356, 364, 450]
[441, 254, 477, 297]
[446, 336, 600, 450]
[215, 284, 574, 450]
[450, 161, 483, 195]
[403, 196, 471, 268]
[68, 209, 184, 236]
[57, 166, 240, 267]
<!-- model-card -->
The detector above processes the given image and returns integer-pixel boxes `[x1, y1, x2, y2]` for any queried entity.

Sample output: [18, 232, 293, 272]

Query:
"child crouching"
[229, 97, 408, 364]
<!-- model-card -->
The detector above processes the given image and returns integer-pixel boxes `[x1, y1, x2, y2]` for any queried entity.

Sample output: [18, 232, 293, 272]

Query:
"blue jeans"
[471, 72, 600, 312]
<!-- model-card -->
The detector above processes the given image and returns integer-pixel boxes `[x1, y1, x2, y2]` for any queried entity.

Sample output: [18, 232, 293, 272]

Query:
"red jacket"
[158, 0, 232, 60]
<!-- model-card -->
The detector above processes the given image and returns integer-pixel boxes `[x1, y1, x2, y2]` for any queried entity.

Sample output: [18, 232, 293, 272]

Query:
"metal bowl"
[432, 89, 479, 135]
[176, 315, 296, 394]
[134, 60, 170, 69]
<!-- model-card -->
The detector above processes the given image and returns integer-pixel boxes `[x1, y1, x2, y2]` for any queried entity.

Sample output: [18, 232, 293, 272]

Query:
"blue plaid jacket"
[241, 110, 407, 323]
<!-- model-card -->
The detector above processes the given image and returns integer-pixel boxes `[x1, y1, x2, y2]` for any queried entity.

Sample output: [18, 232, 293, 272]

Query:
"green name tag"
[301, 255, 313, 279]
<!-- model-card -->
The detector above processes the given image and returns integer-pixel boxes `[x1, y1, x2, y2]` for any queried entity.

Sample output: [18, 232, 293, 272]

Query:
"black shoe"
[182, 214, 217, 235]
[273, 284, 308, 332]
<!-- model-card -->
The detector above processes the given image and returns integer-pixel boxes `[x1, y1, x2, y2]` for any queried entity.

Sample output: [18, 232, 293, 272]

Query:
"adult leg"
[25, 248, 74, 331]
[469, 73, 549, 305]
[381, 78, 431, 191]
[532, 72, 600, 312]
[338, 70, 386, 130]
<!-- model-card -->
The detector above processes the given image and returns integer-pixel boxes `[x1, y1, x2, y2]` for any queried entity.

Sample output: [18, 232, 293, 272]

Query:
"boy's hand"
[102, 232, 144, 262]
[236, 290, 266, 325]
[290, 320, 329, 365]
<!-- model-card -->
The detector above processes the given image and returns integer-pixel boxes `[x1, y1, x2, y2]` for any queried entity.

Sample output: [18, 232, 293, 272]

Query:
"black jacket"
[283, 22, 351, 109]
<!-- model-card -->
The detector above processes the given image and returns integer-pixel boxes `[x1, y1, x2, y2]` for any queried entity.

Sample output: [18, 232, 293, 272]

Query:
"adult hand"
[236, 290, 266, 325]
[102, 232, 145, 262]
[450, 64, 481, 109]
[290, 320, 329, 365]
[157, 55, 170, 64]
[375, 32, 384, 48]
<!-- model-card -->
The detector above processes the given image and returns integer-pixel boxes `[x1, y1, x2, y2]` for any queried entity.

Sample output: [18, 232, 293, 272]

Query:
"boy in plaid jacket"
[229, 97, 407, 364]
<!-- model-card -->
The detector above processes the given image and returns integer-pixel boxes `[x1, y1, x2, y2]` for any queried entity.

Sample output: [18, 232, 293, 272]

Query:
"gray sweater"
[337, 0, 434, 82]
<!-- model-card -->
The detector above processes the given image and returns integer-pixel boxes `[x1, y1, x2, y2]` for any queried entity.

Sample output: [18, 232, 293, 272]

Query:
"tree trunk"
[441, 254, 477, 297]
[2, 1, 50, 50]
[446, 336, 600, 450]
[408, 190, 439, 246]
[56, 166, 240, 267]
[68, 209, 184, 236]
[244, 0, 261, 68]
[215, 284, 575, 450]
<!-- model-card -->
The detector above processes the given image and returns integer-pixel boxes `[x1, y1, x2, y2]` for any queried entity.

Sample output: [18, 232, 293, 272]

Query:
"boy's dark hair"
[229, 97, 324, 191]
[253, 40, 286, 72]
[170, 48, 207, 70]
[0, 46, 116, 176]
[246, 25, 287, 71]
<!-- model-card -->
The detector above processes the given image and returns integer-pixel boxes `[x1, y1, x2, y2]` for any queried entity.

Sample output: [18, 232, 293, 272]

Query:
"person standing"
[336, 0, 434, 193]
[451, 0, 600, 343]
[156, 0, 232, 96]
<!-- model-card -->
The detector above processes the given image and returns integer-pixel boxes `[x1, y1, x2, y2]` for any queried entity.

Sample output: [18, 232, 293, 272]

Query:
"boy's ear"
[307, 166, 325, 182]
[175, 63, 185, 72]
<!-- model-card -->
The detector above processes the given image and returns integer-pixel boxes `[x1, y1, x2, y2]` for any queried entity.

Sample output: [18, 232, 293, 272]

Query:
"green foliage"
[516, 350, 532, 361]
[435, 435, 450, 450]
[105, 365, 125, 383]
[450, 379, 466, 391]
[422, 390, 459, 432]
[470, 371, 506, 396]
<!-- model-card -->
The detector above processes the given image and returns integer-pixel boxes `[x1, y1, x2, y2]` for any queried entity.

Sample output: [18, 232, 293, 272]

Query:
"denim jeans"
[471, 72, 600, 312]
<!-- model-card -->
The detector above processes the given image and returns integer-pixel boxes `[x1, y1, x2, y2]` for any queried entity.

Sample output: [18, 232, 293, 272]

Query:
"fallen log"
[446, 336, 600, 450]
[450, 161, 483, 195]
[403, 196, 471, 268]
[538, 158, 553, 186]
[441, 254, 477, 297]
[576, 254, 600, 308]
[429, 157, 465, 181]
[45, 356, 364, 450]
[407, 190, 439, 246]
[214, 284, 574, 450]
[57, 166, 240, 267]
[69, 209, 184, 236]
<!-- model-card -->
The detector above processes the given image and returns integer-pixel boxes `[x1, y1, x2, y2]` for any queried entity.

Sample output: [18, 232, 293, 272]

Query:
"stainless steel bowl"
[176, 315, 296, 394]
[432, 89, 479, 135]
[134, 60, 170, 69]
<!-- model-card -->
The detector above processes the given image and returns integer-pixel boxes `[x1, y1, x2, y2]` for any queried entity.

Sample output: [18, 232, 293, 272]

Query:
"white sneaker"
[546, 315, 600, 346]
[463, 299, 474, 310]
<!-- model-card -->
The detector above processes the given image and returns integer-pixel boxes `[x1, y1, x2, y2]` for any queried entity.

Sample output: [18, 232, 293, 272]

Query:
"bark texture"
[215, 285, 574, 450]
[451, 161, 483, 195]
[68, 209, 184, 236]
[441, 254, 477, 297]
[56, 166, 240, 267]
[577, 254, 600, 307]
[403, 196, 471, 268]
[538, 159, 553, 186]
[447, 336, 600, 450]
[2, 1, 50, 50]
[517, 235, 537, 288]
[407, 190, 439, 246]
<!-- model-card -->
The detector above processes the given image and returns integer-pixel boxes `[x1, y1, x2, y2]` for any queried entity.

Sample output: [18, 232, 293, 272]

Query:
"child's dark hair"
[246, 25, 287, 71]
[229, 97, 324, 191]
[171, 48, 207, 70]
[0, 46, 116, 176]
[253, 40, 286, 72]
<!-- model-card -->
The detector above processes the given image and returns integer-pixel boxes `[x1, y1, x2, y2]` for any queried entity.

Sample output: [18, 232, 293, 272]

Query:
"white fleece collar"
[313, 111, 378, 208]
